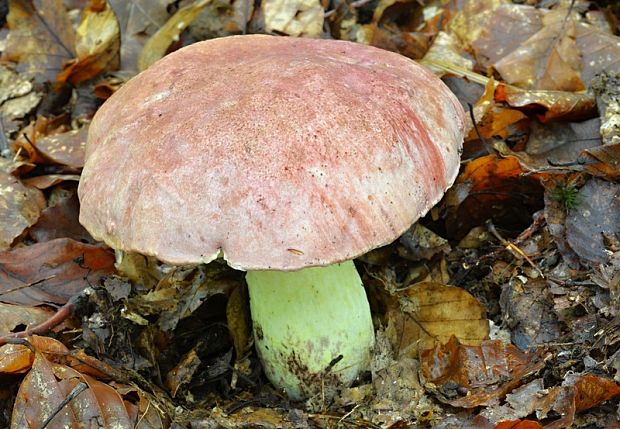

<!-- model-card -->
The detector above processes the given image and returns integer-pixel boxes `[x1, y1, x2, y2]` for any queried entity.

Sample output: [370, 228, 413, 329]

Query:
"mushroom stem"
[246, 260, 375, 400]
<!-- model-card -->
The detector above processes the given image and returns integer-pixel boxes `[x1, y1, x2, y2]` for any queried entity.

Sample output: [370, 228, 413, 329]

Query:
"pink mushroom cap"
[78, 35, 465, 271]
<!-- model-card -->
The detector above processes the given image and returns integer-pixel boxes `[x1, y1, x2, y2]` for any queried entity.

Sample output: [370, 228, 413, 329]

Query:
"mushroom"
[78, 35, 465, 400]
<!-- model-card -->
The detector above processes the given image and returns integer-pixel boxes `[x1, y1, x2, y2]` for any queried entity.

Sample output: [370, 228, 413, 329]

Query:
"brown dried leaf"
[445, 155, 545, 240]
[138, 0, 211, 71]
[360, 1, 434, 60]
[11, 354, 131, 428]
[0, 336, 68, 374]
[471, 3, 542, 70]
[33, 126, 88, 169]
[525, 118, 601, 166]
[2, 0, 75, 83]
[494, 421, 543, 429]
[495, 84, 597, 123]
[493, 7, 585, 91]
[543, 374, 620, 429]
[11, 116, 70, 165]
[21, 174, 81, 190]
[107, 0, 173, 73]
[29, 193, 93, 243]
[0, 65, 41, 135]
[448, 0, 507, 51]
[0, 171, 45, 250]
[419, 336, 544, 408]
[500, 278, 564, 350]
[57, 0, 120, 86]
[0, 303, 70, 341]
[576, 22, 620, 86]
[579, 143, 620, 180]
[465, 79, 528, 149]
[422, 32, 474, 77]
[187, 0, 254, 40]
[164, 348, 201, 397]
[262, 0, 324, 38]
[0, 238, 115, 306]
[226, 284, 252, 360]
[387, 282, 489, 358]
[566, 178, 620, 265]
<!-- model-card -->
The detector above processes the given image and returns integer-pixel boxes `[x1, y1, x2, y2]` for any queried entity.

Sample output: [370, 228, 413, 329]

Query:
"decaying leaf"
[464, 78, 528, 151]
[565, 178, 620, 265]
[138, 0, 212, 71]
[421, 31, 474, 77]
[57, 0, 121, 86]
[495, 84, 597, 123]
[0, 238, 115, 306]
[494, 6, 584, 91]
[0, 303, 68, 343]
[3, 0, 75, 83]
[419, 336, 544, 408]
[579, 143, 620, 180]
[0, 171, 45, 250]
[500, 278, 564, 350]
[188, 0, 254, 40]
[262, 0, 324, 38]
[0, 65, 41, 135]
[445, 155, 545, 239]
[387, 282, 489, 358]
[29, 193, 93, 243]
[524, 118, 601, 166]
[32, 125, 88, 169]
[2, 336, 168, 428]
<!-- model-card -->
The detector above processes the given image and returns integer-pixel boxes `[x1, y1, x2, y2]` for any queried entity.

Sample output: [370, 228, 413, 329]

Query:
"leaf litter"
[1, 0, 620, 428]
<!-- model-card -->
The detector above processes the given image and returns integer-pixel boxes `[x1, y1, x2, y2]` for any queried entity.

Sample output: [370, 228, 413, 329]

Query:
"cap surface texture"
[78, 35, 465, 270]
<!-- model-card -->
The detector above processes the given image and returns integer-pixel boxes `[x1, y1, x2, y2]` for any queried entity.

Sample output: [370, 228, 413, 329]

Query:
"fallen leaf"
[565, 178, 620, 265]
[263, 0, 323, 38]
[2, 0, 75, 83]
[464, 79, 528, 152]
[525, 118, 601, 166]
[0, 303, 71, 341]
[448, 0, 507, 53]
[575, 22, 620, 86]
[495, 84, 597, 123]
[361, 0, 433, 60]
[0, 238, 115, 306]
[422, 31, 474, 77]
[0, 65, 41, 135]
[0, 171, 45, 250]
[187, 0, 254, 40]
[387, 282, 489, 358]
[445, 155, 545, 240]
[138, 0, 211, 71]
[494, 421, 543, 429]
[57, 0, 120, 86]
[31, 126, 88, 169]
[226, 284, 252, 361]
[419, 336, 544, 408]
[543, 374, 620, 429]
[29, 193, 93, 243]
[21, 174, 81, 189]
[579, 143, 620, 180]
[494, 6, 584, 91]
[471, 3, 542, 70]
[164, 348, 201, 397]
[107, 0, 178, 74]
[500, 278, 564, 350]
